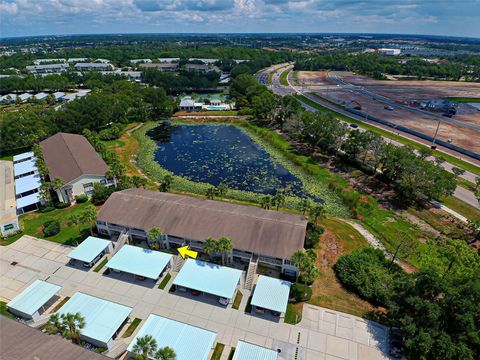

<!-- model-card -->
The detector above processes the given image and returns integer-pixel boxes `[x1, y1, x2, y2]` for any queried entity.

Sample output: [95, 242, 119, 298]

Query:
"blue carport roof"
[127, 314, 216, 360]
[13, 152, 34, 163]
[67, 236, 111, 263]
[251, 275, 291, 313]
[7, 280, 61, 316]
[16, 192, 40, 209]
[105, 245, 172, 280]
[173, 259, 242, 299]
[57, 292, 132, 344]
[13, 159, 37, 177]
[15, 173, 41, 195]
[232, 341, 278, 360]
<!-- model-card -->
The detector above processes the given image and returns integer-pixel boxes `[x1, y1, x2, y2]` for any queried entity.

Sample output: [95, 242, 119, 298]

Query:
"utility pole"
[431, 118, 441, 149]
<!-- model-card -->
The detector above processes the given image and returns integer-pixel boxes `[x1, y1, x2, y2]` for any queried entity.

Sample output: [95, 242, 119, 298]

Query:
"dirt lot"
[296, 71, 335, 86]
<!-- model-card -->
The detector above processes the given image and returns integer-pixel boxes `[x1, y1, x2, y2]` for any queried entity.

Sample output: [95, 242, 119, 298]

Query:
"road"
[257, 64, 479, 210]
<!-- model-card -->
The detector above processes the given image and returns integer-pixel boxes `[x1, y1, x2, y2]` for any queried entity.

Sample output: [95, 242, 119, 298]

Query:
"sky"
[1, 0, 479, 38]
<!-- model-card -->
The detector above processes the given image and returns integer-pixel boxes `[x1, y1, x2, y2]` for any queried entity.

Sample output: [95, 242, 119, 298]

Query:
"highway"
[256, 64, 479, 210]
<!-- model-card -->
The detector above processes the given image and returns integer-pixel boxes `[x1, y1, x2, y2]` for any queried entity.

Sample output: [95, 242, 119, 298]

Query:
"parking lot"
[0, 236, 391, 360]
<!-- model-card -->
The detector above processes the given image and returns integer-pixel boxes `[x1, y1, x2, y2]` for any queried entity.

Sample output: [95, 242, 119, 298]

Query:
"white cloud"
[0, 1, 18, 14]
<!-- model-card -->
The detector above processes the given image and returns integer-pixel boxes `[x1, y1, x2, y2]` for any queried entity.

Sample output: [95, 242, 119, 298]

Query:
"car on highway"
[385, 105, 394, 111]
[349, 123, 358, 128]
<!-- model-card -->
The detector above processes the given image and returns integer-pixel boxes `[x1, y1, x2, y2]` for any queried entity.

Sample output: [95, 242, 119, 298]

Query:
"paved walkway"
[0, 236, 391, 360]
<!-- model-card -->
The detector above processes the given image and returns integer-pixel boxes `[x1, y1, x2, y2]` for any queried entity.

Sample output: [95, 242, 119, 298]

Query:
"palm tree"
[216, 183, 227, 198]
[309, 203, 325, 227]
[291, 250, 319, 297]
[61, 312, 85, 344]
[67, 213, 83, 245]
[81, 204, 97, 236]
[39, 182, 52, 204]
[272, 190, 286, 211]
[202, 237, 218, 259]
[45, 313, 65, 335]
[260, 195, 272, 210]
[155, 346, 176, 360]
[299, 198, 310, 215]
[218, 236, 233, 265]
[132, 335, 158, 360]
[290, 250, 307, 284]
[51, 177, 66, 203]
[206, 187, 216, 200]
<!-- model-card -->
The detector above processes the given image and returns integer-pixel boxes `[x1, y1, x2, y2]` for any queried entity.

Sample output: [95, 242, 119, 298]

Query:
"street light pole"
[431, 118, 441, 149]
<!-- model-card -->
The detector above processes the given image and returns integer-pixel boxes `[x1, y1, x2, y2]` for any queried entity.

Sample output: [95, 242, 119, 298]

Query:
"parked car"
[385, 105, 394, 111]
[136, 275, 146, 281]
[218, 297, 229, 306]
[389, 328, 405, 358]
[349, 123, 358, 128]
[191, 290, 201, 296]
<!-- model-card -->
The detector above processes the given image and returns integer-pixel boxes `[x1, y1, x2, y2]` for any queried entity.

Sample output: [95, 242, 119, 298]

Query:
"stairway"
[244, 255, 258, 290]
[172, 255, 185, 272]
[112, 232, 129, 255]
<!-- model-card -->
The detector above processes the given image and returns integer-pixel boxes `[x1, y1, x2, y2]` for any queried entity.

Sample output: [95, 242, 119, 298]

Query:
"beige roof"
[0, 160, 17, 224]
[40, 133, 109, 183]
[139, 63, 178, 68]
[0, 317, 108, 360]
[98, 189, 307, 259]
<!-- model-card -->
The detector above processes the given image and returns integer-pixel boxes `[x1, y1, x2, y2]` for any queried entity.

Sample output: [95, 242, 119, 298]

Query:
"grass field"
[446, 97, 480, 103]
[232, 290, 243, 310]
[122, 318, 142, 338]
[93, 258, 108, 273]
[279, 68, 291, 86]
[441, 195, 480, 221]
[211, 343, 225, 360]
[0, 301, 15, 319]
[0, 202, 93, 246]
[295, 94, 480, 175]
[158, 273, 172, 289]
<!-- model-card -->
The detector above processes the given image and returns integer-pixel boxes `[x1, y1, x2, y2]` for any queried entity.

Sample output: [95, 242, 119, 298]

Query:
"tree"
[309, 203, 325, 227]
[131, 176, 147, 189]
[467, 220, 480, 240]
[272, 190, 286, 211]
[61, 312, 85, 344]
[299, 198, 310, 215]
[260, 195, 272, 210]
[206, 186, 216, 200]
[155, 347, 176, 360]
[216, 182, 228, 198]
[159, 174, 173, 192]
[81, 204, 97, 236]
[132, 335, 158, 360]
[51, 177, 66, 202]
[202, 237, 218, 259]
[39, 182, 52, 203]
[291, 250, 319, 296]
[475, 176, 480, 191]
[45, 313, 65, 335]
[218, 236, 233, 265]
[148, 227, 163, 244]
[67, 213, 83, 245]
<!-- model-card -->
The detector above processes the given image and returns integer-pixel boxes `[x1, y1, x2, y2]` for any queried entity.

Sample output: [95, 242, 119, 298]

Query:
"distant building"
[33, 92, 48, 102]
[184, 63, 221, 73]
[33, 58, 66, 65]
[95, 58, 111, 64]
[0, 161, 19, 236]
[179, 96, 202, 111]
[52, 92, 65, 102]
[40, 132, 115, 202]
[130, 58, 152, 64]
[74, 63, 113, 71]
[26, 63, 69, 74]
[18, 93, 33, 102]
[158, 57, 180, 63]
[378, 48, 401, 56]
[189, 58, 219, 64]
[139, 63, 179, 72]
[0, 94, 17, 104]
[67, 57, 88, 63]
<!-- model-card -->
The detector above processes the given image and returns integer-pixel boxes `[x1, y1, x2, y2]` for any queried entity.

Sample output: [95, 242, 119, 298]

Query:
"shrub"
[75, 194, 88, 203]
[305, 225, 324, 249]
[54, 202, 71, 209]
[43, 220, 60, 237]
[39, 205, 55, 213]
[333, 247, 403, 306]
[91, 183, 115, 205]
[290, 283, 312, 303]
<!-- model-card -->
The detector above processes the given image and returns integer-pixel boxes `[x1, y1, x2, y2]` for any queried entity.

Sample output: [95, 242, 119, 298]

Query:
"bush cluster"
[290, 283, 313, 303]
[43, 220, 60, 237]
[75, 194, 88, 203]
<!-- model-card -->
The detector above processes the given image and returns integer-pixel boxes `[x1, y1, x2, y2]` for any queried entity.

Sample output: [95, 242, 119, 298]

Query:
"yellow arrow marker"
[178, 245, 198, 259]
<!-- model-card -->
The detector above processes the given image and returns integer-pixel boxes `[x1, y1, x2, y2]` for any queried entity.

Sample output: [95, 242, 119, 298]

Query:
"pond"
[148, 123, 311, 197]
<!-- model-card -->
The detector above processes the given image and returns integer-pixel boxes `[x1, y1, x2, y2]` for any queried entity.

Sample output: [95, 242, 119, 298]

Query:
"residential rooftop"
[232, 341, 278, 360]
[98, 189, 307, 259]
[0, 317, 108, 360]
[127, 313, 217, 360]
[40, 132, 109, 183]
[67, 236, 111, 263]
[173, 259, 242, 299]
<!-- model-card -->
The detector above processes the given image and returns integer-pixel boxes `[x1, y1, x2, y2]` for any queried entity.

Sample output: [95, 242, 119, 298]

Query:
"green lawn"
[232, 290, 243, 310]
[279, 68, 291, 86]
[50, 296, 70, 313]
[122, 318, 142, 338]
[158, 273, 171, 289]
[446, 97, 480, 103]
[295, 94, 480, 175]
[457, 178, 477, 193]
[93, 258, 108, 273]
[0, 301, 15, 319]
[441, 196, 480, 221]
[1, 202, 93, 246]
[285, 303, 302, 324]
[210, 343, 225, 360]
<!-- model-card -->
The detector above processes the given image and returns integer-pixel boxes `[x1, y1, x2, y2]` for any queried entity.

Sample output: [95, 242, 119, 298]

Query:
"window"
[97, 221, 106, 225]
[4, 224, 15, 231]
[284, 259, 291, 265]
[83, 182, 94, 190]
